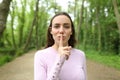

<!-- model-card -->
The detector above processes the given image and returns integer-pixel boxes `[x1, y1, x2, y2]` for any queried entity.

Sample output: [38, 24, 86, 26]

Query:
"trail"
[0, 50, 120, 80]
[87, 59, 120, 80]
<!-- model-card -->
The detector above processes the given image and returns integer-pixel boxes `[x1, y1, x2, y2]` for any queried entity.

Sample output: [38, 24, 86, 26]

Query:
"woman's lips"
[58, 36, 65, 40]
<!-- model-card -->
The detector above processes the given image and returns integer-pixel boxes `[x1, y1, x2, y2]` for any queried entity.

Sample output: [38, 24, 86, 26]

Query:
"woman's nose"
[59, 26, 64, 34]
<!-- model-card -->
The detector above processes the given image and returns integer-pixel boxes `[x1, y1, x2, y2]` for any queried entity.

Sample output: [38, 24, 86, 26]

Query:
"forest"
[0, 0, 120, 68]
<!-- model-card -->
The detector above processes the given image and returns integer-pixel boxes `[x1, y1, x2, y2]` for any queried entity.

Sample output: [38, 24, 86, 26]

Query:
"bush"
[0, 55, 13, 66]
[0, 47, 16, 56]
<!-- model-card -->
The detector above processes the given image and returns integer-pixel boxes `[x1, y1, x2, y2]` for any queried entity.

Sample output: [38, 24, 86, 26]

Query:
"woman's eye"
[64, 25, 70, 28]
[53, 25, 59, 28]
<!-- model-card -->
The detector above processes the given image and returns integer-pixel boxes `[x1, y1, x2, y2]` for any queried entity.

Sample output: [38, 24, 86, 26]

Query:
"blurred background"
[0, 0, 120, 72]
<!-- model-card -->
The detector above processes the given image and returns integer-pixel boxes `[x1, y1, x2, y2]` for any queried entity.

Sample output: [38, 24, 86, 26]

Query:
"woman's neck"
[52, 44, 59, 51]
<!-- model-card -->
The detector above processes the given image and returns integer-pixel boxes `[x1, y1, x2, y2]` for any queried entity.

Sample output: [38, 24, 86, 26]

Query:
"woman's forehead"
[52, 15, 71, 24]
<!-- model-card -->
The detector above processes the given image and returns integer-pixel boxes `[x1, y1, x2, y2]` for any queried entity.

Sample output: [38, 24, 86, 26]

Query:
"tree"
[10, 1, 16, 49]
[23, 0, 39, 51]
[112, 0, 120, 33]
[18, 0, 26, 47]
[0, 0, 12, 37]
[77, 0, 85, 43]
[112, 0, 120, 54]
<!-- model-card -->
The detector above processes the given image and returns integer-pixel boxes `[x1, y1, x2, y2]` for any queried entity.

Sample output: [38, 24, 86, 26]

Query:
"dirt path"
[87, 60, 120, 80]
[0, 50, 120, 80]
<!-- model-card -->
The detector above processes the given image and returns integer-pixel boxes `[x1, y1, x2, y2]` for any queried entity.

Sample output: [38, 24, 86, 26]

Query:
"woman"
[34, 12, 87, 80]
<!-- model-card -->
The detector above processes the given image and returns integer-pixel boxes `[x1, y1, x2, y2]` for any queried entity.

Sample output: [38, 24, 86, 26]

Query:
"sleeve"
[34, 51, 47, 80]
[83, 52, 87, 80]
[47, 55, 66, 80]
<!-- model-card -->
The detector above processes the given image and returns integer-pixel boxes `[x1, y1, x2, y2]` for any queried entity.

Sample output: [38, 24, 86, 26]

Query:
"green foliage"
[0, 54, 13, 66]
[15, 48, 24, 57]
[75, 0, 120, 54]
[85, 50, 120, 70]
[0, 47, 16, 56]
[77, 45, 120, 70]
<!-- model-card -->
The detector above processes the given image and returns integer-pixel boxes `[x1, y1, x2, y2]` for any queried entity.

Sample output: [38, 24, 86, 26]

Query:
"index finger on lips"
[59, 34, 63, 47]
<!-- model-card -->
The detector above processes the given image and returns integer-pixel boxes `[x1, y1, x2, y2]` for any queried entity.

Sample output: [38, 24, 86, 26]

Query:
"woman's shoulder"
[34, 47, 52, 56]
[72, 48, 85, 56]
[72, 48, 84, 53]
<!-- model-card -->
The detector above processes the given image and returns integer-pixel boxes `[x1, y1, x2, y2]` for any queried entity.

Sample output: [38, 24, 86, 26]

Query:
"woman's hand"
[58, 34, 71, 60]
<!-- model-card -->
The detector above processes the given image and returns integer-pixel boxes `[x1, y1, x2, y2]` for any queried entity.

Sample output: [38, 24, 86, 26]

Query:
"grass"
[0, 48, 35, 66]
[84, 49, 120, 70]
[76, 45, 120, 70]
[0, 54, 13, 66]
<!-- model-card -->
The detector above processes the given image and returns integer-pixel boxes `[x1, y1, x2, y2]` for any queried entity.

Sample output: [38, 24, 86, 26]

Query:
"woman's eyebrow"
[53, 23, 70, 25]
[54, 23, 60, 25]
[64, 23, 70, 25]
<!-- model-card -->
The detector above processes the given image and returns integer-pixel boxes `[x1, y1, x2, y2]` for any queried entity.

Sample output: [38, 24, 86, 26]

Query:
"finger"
[63, 46, 72, 51]
[59, 34, 63, 47]
[64, 51, 71, 60]
[64, 51, 71, 55]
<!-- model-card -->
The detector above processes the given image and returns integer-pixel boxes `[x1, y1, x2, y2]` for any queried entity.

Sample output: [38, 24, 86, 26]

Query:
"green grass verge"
[84, 49, 120, 70]
[0, 54, 13, 66]
[76, 45, 120, 70]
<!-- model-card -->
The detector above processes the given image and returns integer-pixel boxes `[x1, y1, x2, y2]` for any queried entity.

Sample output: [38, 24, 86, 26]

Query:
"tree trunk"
[0, 0, 12, 37]
[10, 2, 16, 48]
[77, 0, 84, 43]
[35, 11, 39, 50]
[96, 5, 101, 52]
[112, 0, 120, 54]
[23, 0, 39, 51]
[112, 0, 120, 32]
[83, 8, 87, 49]
[18, 0, 26, 47]
[74, 0, 77, 18]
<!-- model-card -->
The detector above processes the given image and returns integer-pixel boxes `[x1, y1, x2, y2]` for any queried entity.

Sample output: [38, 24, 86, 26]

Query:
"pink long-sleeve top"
[34, 47, 87, 80]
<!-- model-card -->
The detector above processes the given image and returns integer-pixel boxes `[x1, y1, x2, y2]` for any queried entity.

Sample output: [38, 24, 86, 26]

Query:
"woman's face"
[50, 15, 72, 46]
